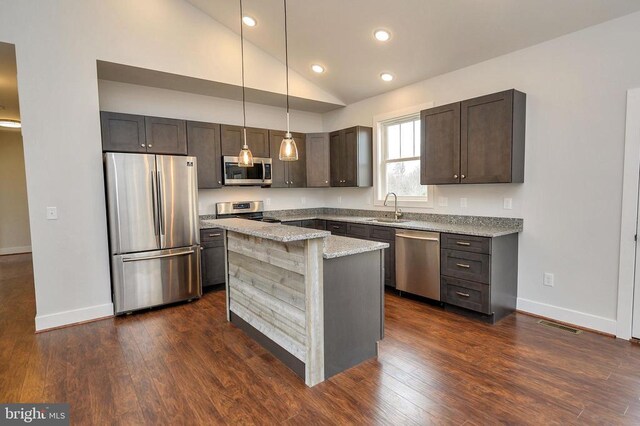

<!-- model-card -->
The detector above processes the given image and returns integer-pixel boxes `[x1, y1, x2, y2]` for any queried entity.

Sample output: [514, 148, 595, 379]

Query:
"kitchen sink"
[367, 218, 410, 224]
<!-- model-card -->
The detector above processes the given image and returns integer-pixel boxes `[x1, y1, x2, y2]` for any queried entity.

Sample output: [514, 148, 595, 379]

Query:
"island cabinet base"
[323, 250, 383, 379]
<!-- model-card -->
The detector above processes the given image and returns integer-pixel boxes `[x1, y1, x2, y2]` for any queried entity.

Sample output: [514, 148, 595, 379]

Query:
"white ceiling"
[186, 0, 640, 104]
[0, 42, 20, 122]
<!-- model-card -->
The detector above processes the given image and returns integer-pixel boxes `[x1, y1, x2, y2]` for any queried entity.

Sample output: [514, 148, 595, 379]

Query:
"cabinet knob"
[148, 144, 153, 148]
[325, 180, 328, 184]
[218, 181, 221, 184]
[454, 174, 458, 179]
[141, 144, 146, 147]
[461, 174, 466, 179]
[290, 181, 293, 185]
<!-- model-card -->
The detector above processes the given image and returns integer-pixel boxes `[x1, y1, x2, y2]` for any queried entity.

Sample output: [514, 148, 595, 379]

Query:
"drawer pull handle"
[456, 291, 470, 298]
[456, 263, 471, 269]
[456, 241, 471, 246]
[208, 233, 222, 237]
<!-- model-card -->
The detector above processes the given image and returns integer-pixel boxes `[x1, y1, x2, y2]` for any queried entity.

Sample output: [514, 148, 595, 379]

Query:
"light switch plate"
[503, 198, 513, 210]
[438, 197, 448, 207]
[543, 272, 554, 287]
[46, 207, 58, 220]
[460, 198, 468, 208]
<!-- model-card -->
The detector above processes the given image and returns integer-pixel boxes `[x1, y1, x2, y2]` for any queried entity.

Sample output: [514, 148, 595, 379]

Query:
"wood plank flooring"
[3, 253, 640, 424]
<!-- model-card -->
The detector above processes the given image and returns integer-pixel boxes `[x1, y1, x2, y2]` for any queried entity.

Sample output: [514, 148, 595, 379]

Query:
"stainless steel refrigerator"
[104, 153, 201, 314]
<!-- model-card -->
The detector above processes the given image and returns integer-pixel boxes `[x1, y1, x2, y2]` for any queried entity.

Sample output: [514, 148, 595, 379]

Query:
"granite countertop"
[265, 214, 521, 238]
[200, 218, 330, 242]
[323, 235, 389, 259]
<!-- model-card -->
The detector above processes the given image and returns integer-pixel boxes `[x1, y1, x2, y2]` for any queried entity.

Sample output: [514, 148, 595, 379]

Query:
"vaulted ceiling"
[186, 0, 640, 104]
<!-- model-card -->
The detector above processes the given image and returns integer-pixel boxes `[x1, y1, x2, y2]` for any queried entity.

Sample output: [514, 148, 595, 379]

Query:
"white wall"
[97, 80, 328, 215]
[0, 130, 31, 254]
[0, 0, 340, 330]
[323, 11, 640, 334]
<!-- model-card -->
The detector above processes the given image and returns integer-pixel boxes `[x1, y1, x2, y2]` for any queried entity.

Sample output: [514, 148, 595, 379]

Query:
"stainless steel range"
[215, 201, 280, 223]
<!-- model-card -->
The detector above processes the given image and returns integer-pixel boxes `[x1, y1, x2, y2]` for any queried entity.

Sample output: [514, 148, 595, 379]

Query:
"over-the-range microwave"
[222, 156, 272, 186]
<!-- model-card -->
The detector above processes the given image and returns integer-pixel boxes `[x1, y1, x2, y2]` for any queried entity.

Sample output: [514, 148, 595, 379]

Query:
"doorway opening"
[0, 41, 35, 335]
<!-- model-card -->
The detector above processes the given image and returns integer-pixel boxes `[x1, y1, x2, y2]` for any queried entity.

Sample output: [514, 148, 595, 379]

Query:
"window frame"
[373, 103, 434, 208]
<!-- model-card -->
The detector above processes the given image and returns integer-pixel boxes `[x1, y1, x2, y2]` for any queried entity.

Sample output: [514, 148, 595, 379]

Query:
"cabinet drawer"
[441, 233, 491, 254]
[441, 276, 490, 314]
[441, 249, 490, 284]
[200, 228, 224, 244]
[369, 225, 395, 241]
[312, 219, 326, 230]
[299, 220, 316, 229]
[326, 221, 347, 236]
[283, 220, 302, 227]
[346, 223, 369, 239]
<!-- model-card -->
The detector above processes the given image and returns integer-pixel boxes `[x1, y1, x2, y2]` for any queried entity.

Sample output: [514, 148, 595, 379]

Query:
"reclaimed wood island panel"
[202, 218, 388, 387]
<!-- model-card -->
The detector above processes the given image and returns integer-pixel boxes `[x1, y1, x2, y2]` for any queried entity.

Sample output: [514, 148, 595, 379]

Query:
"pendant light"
[278, 0, 298, 161]
[238, 0, 254, 167]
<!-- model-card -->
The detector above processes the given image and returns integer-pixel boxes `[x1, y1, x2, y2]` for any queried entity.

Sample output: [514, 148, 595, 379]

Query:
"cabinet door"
[201, 244, 225, 287]
[460, 90, 513, 183]
[306, 133, 330, 187]
[221, 125, 270, 158]
[268, 130, 289, 187]
[187, 121, 222, 189]
[287, 132, 306, 188]
[342, 127, 358, 187]
[145, 117, 187, 155]
[420, 103, 461, 185]
[329, 131, 342, 186]
[100, 112, 146, 153]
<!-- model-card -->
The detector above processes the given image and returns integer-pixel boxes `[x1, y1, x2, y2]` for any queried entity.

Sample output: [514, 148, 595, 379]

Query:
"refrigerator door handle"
[122, 249, 195, 263]
[151, 171, 159, 236]
[157, 170, 165, 236]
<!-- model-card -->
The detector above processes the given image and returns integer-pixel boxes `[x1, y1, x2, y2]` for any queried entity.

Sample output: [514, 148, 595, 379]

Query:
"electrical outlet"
[503, 198, 513, 210]
[460, 198, 468, 208]
[265, 198, 271, 206]
[337, 196, 342, 204]
[438, 197, 448, 207]
[301, 197, 306, 205]
[46, 207, 58, 220]
[543, 272, 554, 287]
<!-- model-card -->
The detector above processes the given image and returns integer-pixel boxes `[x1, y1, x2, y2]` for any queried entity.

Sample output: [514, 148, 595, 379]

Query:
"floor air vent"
[537, 319, 582, 334]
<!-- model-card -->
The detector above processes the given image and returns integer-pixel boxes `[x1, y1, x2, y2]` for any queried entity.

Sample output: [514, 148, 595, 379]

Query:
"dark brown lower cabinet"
[200, 229, 225, 289]
[440, 232, 518, 322]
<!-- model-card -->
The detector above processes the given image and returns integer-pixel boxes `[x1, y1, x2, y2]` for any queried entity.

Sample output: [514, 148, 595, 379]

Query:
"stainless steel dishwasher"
[396, 230, 441, 300]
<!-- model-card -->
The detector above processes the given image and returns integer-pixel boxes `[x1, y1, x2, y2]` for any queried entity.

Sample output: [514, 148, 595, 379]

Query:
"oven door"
[223, 156, 272, 186]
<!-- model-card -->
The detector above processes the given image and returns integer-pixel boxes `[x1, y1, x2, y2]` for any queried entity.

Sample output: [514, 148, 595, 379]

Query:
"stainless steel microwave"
[223, 156, 272, 186]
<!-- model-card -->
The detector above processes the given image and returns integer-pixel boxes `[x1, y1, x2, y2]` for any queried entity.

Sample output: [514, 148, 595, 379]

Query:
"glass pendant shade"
[238, 128, 254, 167]
[279, 132, 298, 161]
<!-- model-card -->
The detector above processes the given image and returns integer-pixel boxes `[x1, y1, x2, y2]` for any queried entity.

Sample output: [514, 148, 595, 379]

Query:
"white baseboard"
[35, 303, 114, 332]
[0, 245, 31, 255]
[517, 298, 617, 336]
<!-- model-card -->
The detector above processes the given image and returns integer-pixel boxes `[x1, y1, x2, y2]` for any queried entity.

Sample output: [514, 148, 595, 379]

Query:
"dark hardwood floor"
[2, 253, 640, 424]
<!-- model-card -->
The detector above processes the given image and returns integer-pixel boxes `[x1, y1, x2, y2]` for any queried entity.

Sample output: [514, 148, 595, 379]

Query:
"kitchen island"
[201, 218, 388, 387]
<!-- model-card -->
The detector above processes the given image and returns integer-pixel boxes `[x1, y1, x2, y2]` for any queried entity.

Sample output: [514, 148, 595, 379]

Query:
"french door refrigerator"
[105, 153, 201, 314]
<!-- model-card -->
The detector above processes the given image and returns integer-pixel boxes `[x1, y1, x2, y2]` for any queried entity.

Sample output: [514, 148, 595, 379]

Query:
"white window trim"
[373, 102, 435, 208]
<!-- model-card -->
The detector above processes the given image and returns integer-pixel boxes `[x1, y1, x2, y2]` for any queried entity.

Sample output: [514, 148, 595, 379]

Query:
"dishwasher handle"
[396, 233, 439, 242]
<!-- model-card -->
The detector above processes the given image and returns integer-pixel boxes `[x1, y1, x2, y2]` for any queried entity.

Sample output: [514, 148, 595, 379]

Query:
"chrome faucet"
[384, 192, 403, 220]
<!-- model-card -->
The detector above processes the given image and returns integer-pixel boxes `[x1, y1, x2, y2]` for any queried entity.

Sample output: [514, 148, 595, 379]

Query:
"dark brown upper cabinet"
[306, 133, 331, 187]
[220, 125, 270, 158]
[420, 89, 526, 185]
[100, 112, 187, 155]
[101, 112, 147, 153]
[186, 121, 222, 189]
[329, 126, 372, 187]
[420, 103, 461, 185]
[145, 117, 187, 155]
[269, 130, 306, 188]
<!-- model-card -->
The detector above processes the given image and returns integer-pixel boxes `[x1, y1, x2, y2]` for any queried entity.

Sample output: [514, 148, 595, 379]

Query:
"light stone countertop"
[266, 214, 521, 238]
[200, 218, 388, 258]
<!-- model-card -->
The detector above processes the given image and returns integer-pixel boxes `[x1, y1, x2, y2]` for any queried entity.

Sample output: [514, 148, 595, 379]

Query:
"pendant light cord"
[240, 0, 247, 136]
[284, 0, 290, 132]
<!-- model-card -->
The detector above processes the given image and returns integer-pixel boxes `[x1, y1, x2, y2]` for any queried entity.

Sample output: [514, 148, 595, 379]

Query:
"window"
[377, 114, 430, 204]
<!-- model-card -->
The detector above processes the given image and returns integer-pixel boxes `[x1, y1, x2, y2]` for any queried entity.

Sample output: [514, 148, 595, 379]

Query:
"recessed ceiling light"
[242, 16, 257, 27]
[374, 29, 391, 42]
[380, 73, 394, 82]
[311, 64, 325, 73]
[0, 119, 21, 129]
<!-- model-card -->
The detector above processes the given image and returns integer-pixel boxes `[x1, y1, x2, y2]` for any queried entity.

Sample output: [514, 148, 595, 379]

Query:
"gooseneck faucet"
[384, 192, 403, 220]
